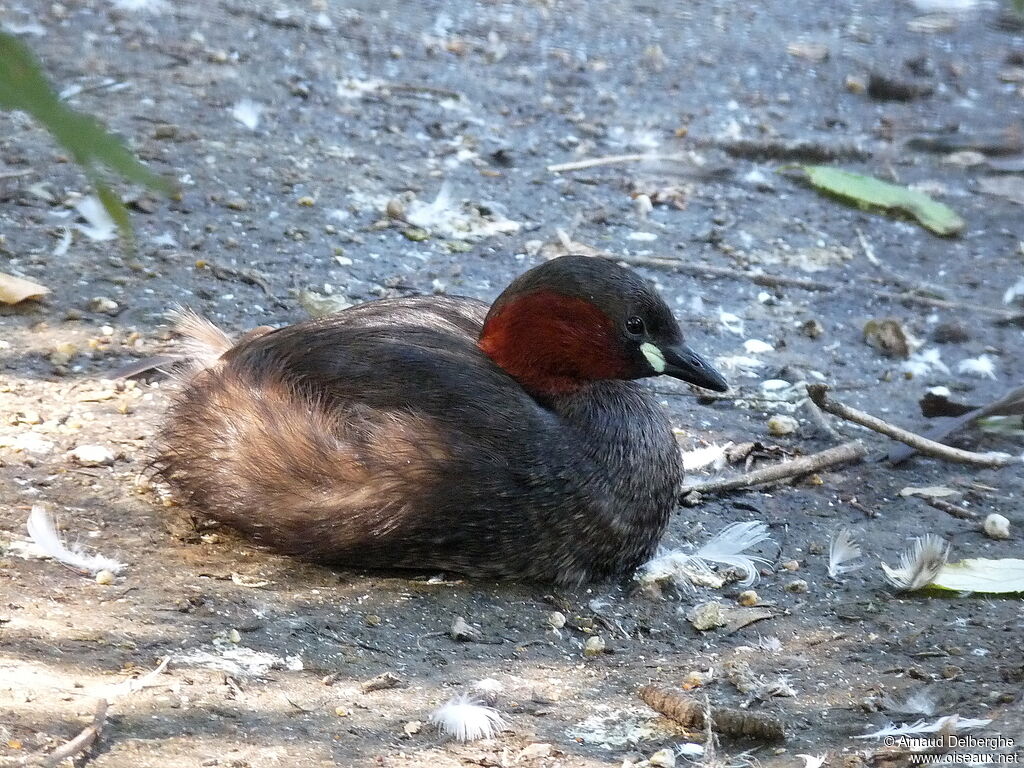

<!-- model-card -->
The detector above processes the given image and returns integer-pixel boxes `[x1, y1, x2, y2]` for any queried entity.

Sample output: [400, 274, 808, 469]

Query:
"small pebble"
[95, 569, 114, 585]
[767, 414, 799, 436]
[683, 669, 713, 688]
[932, 321, 970, 344]
[737, 589, 758, 606]
[334, 706, 349, 717]
[473, 678, 503, 705]
[13, 411, 42, 425]
[153, 124, 178, 140]
[680, 490, 702, 507]
[845, 74, 867, 94]
[70, 444, 115, 467]
[385, 198, 405, 219]
[88, 296, 119, 315]
[402, 227, 430, 242]
[403, 720, 422, 735]
[547, 611, 566, 630]
[227, 628, 241, 643]
[782, 559, 800, 571]
[688, 601, 727, 631]
[800, 318, 824, 339]
[297, 196, 315, 207]
[224, 197, 250, 211]
[649, 748, 676, 768]
[983, 513, 1011, 540]
[583, 635, 606, 657]
[785, 579, 809, 593]
[449, 615, 480, 642]
[633, 194, 653, 220]
[365, 614, 382, 627]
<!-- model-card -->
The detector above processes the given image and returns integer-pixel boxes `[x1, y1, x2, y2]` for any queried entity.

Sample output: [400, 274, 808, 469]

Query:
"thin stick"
[873, 289, 1024, 324]
[26, 699, 108, 767]
[0, 169, 33, 180]
[807, 385, 1017, 468]
[700, 136, 872, 162]
[387, 83, 463, 100]
[547, 153, 687, 173]
[593, 252, 837, 292]
[923, 497, 978, 521]
[559, 238, 1021, 319]
[890, 384, 1024, 464]
[118, 656, 170, 695]
[856, 228, 949, 299]
[681, 441, 866, 495]
[803, 396, 843, 440]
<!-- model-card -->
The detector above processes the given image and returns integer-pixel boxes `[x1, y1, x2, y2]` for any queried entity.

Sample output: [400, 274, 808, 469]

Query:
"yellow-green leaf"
[801, 166, 965, 237]
[932, 558, 1024, 593]
[94, 180, 133, 244]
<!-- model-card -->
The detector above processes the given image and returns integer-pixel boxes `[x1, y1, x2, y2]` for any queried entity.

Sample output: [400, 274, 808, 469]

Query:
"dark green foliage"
[0, 31, 172, 242]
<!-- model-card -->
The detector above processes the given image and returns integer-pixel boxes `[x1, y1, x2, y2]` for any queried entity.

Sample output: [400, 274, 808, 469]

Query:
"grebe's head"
[478, 254, 728, 397]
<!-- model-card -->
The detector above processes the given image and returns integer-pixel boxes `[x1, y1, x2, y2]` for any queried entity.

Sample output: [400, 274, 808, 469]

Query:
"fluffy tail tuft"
[168, 306, 234, 372]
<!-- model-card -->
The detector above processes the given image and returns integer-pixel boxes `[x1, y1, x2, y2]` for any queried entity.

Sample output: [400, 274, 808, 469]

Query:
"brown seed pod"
[638, 684, 785, 742]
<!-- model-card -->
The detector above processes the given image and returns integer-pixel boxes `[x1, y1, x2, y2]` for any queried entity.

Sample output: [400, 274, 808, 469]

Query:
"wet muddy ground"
[1, 0, 1022, 765]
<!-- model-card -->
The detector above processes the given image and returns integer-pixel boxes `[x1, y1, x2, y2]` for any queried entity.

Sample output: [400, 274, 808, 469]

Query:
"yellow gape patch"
[640, 342, 665, 373]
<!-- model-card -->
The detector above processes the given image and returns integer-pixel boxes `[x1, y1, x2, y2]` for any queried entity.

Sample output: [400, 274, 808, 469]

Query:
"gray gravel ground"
[1, 1, 1023, 766]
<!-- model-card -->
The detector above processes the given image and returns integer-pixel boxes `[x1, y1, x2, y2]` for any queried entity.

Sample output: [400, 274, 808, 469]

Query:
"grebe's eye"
[625, 316, 645, 336]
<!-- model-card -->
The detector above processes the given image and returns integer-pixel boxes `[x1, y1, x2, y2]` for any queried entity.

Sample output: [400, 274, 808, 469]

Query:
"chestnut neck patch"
[478, 290, 632, 396]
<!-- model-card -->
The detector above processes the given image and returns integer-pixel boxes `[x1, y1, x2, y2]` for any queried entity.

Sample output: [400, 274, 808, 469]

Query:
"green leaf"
[800, 165, 965, 237]
[93, 180, 133, 244]
[931, 558, 1024, 594]
[0, 31, 173, 242]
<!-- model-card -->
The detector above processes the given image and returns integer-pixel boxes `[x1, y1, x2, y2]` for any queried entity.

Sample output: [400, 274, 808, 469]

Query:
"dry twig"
[889, 384, 1024, 464]
[872, 289, 1024, 325]
[701, 136, 872, 162]
[923, 497, 978, 521]
[856, 228, 949, 299]
[803, 396, 843, 440]
[594, 252, 836, 292]
[552, 238, 1024, 319]
[547, 153, 689, 173]
[19, 699, 108, 767]
[681, 441, 866, 496]
[807, 385, 1017, 468]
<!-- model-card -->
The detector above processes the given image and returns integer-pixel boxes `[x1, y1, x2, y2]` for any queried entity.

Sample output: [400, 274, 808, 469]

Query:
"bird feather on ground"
[25, 506, 125, 575]
[881, 534, 949, 591]
[639, 521, 773, 589]
[828, 528, 864, 578]
[428, 693, 507, 741]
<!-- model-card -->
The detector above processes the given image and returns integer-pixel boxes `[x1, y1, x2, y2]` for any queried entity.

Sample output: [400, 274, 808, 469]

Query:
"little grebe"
[157, 255, 727, 584]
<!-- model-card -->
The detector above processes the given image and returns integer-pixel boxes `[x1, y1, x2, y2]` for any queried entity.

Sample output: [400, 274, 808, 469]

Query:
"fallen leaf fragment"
[0, 271, 49, 304]
[931, 557, 1024, 593]
[800, 166, 965, 236]
[787, 41, 829, 61]
[898, 485, 959, 499]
